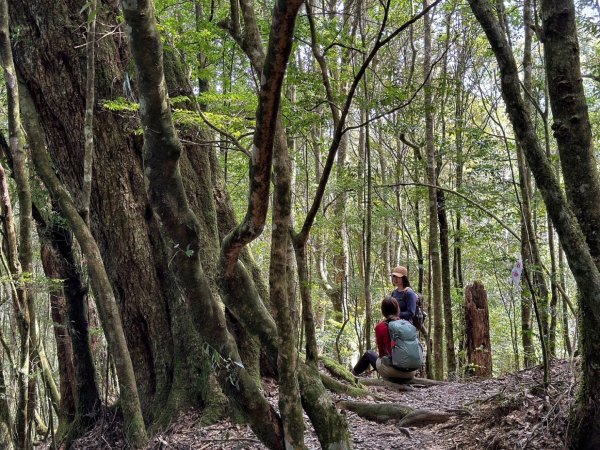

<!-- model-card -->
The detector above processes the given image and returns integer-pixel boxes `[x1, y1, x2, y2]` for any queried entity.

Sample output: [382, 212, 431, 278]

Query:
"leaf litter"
[60, 358, 574, 449]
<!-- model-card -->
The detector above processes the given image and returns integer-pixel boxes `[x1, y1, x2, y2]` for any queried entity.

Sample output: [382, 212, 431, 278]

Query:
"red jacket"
[375, 320, 392, 357]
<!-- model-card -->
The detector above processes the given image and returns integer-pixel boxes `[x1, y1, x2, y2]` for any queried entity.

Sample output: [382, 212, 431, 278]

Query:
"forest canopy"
[0, 0, 599, 449]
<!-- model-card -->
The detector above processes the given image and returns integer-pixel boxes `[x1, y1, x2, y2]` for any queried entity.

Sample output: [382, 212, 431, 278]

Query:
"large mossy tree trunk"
[120, 0, 304, 446]
[539, 0, 600, 446]
[9, 0, 211, 425]
[468, 1, 600, 448]
[20, 82, 148, 447]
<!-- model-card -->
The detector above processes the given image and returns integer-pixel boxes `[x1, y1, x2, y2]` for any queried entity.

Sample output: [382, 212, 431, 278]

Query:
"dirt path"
[69, 359, 575, 449]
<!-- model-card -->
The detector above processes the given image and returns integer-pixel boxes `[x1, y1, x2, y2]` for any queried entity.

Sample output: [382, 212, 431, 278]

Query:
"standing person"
[390, 266, 417, 323]
[352, 297, 418, 380]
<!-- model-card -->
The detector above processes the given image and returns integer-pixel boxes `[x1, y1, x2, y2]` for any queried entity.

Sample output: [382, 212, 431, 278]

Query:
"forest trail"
[68, 359, 574, 449]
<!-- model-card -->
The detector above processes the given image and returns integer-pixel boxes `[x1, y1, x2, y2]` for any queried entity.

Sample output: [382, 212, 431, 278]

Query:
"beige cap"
[391, 266, 408, 277]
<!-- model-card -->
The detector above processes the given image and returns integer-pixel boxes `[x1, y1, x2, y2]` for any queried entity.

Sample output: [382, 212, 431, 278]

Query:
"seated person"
[352, 296, 419, 380]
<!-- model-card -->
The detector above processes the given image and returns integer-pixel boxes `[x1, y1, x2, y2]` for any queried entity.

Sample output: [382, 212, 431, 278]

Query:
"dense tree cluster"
[0, 0, 598, 448]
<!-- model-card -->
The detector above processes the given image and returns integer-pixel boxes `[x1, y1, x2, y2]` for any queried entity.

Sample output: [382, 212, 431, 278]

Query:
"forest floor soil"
[67, 358, 575, 449]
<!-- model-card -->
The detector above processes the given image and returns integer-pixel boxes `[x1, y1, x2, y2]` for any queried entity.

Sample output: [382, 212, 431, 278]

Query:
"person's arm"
[399, 289, 416, 321]
[375, 322, 390, 357]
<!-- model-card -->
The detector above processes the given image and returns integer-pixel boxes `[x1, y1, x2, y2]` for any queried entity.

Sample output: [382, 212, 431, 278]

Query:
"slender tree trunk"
[423, 0, 443, 380]
[521, 0, 550, 366]
[364, 121, 373, 351]
[295, 242, 320, 365]
[542, 99, 560, 357]
[0, 2, 35, 445]
[517, 146, 536, 368]
[270, 119, 305, 448]
[81, 0, 96, 224]
[453, 43, 466, 372]
[0, 159, 29, 449]
[40, 239, 77, 424]
[0, 365, 13, 450]
[437, 191, 456, 375]
[436, 20, 456, 375]
[559, 247, 573, 356]
[0, 169, 16, 450]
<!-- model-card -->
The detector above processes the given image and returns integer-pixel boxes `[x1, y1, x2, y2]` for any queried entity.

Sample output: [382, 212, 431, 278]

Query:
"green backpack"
[388, 319, 423, 370]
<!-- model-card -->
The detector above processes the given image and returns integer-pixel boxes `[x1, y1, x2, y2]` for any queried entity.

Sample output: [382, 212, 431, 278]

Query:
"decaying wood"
[336, 401, 451, 426]
[464, 281, 492, 377]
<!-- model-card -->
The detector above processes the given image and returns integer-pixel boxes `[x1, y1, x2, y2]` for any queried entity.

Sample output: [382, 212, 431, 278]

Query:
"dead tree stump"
[465, 281, 492, 377]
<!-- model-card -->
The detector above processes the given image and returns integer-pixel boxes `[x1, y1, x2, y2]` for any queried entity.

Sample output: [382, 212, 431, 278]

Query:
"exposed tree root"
[336, 401, 451, 426]
[356, 378, 414, 392]
[319, 373, 369, 398]
[320, 355, 356, 384]
[359, 377, 448, 389]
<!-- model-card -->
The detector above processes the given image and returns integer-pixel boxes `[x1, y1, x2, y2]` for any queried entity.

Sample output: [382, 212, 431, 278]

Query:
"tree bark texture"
[517, 145, 536, 368]
[540, 0, 600, 268]
[81, 0, 97, 224]
[0, 1, 35, 444]
[270, 118, 305, 447]
[0, 366, 13, 450]
[9, 0, 212, 424]
[20, 83, 148, 447]
[469, 1, 600, 445]
[423, 0, 444, 380]
[36, 209, 101, 432]
[364, 119, 374, 351]
[40, 242, 77, 424]
[519, 0, 549, 366]
[437, 190, 456, 375]
[540, 0, 600, 446]
[120, 0, 296, 447]
[464, 282, 492, 377]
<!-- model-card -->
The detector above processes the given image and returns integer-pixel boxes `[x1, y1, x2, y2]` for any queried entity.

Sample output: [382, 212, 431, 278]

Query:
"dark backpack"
[413, 292, 427, 330]
[392, 289, 427, 330]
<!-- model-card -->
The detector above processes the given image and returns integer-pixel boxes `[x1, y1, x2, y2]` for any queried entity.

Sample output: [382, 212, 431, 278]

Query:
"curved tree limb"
[219, 0, 304, 274]
[120, 0, 291, 447]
